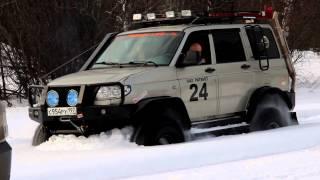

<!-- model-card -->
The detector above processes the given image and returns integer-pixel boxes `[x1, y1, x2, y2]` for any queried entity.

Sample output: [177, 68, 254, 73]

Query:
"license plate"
[47, 107, 77, 117]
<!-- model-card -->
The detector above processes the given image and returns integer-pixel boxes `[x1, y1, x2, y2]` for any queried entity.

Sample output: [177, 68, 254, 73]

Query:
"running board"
[190, 115, 249, 139]
[192, 115, 245, 129]
[191, 123, 250, 139]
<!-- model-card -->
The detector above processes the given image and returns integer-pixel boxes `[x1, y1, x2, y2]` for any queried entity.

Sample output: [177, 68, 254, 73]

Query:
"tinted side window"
[246, 28, 280, 60]
[213, 29, 246, 64]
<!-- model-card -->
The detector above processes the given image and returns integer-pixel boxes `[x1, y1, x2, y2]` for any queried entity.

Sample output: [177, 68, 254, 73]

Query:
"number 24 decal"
[190, 83, 208, 101]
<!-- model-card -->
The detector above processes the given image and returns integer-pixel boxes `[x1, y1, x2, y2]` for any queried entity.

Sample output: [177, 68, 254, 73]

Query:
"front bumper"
[28, 84, 135, 133]
[0, 141, 11, 180]
[29, 105, 136, 133]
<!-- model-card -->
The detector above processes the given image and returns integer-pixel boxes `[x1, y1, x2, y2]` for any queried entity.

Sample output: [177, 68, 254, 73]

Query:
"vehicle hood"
[48, 68, 151, 86]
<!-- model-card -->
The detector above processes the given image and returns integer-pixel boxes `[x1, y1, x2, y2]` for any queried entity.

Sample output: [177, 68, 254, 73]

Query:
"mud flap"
[291, 112, 299, 125]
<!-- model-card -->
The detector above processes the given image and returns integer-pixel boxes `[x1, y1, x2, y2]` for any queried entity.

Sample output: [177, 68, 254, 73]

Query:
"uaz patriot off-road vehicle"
[29, 8, 298, 146]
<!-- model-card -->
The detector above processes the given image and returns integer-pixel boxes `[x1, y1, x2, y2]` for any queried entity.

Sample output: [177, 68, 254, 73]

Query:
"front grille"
[47, 86, 81, 107]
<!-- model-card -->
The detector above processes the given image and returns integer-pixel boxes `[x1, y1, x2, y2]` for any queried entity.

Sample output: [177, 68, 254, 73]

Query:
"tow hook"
[59, 117, 85, 135]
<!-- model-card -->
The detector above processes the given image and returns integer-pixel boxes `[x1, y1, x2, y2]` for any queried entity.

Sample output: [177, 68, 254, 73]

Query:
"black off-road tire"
[250, 93, 298, 131]
[32, 125, 51, 146]
[133, 117, 186, 146]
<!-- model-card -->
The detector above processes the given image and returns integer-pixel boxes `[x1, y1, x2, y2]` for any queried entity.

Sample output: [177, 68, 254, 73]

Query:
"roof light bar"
[209, 6, 274, 20]
[265, 6, 273, 19]
[131, 6, 273, 24]
[166, 11, 175, 18]
[181, 10, 192, 17]
[133, 14, 142, 21]
[243, 16, 257, 19]
[147, 13, 156, 20]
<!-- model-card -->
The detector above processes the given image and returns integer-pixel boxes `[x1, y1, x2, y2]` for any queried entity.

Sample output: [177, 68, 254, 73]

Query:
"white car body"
[47, 24, 289, 121]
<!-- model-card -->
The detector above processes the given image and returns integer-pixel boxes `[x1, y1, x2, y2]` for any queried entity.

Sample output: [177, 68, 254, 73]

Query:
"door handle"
[241, 64, 251, 70]
[205, 67, 216, 73]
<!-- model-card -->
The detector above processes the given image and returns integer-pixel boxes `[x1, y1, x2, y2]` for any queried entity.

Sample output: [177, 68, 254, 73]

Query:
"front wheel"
[32, 125, 51, 146]
[152, 122, 186, 145]
[133, 119, 186, 146]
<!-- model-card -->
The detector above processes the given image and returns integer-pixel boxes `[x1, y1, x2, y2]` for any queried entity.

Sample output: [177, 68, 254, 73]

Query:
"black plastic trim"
[28, 85, 46, 108]
[0, 141, 11, 180]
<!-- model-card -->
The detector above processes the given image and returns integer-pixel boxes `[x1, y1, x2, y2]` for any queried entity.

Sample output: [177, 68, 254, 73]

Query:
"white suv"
[29, 10, 298, 146]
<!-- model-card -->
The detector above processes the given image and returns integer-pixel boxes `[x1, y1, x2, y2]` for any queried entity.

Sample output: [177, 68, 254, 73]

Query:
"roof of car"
[119, 23, 272, 36]
[119, 25, 191, 35]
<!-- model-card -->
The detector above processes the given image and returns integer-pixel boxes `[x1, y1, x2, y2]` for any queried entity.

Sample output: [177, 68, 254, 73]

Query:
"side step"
[53, 129, 83, 134]
[190, 115, 250, 139]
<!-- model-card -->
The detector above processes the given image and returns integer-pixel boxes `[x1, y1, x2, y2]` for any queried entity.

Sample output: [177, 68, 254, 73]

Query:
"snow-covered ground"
[5, 51, 320, 180]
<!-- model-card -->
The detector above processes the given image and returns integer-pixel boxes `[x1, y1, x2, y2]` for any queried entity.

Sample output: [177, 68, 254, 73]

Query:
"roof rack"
[130, 7, 274, 30]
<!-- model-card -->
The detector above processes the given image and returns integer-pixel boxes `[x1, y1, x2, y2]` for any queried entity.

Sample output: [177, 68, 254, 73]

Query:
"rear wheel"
[249, 93, 297, 131]
[32, 124, 51, 146]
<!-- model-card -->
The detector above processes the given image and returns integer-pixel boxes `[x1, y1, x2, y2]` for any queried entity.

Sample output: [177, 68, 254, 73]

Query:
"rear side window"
[213, 29, 246, 64]
[246, 28, 280, 60]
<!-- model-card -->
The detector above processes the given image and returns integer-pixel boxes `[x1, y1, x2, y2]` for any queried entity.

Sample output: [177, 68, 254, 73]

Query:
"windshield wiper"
[90, 61, 123, 69]
[126, 61, 159, 67]
[95, 62, 120, 66]
[93, 61, 159, 69]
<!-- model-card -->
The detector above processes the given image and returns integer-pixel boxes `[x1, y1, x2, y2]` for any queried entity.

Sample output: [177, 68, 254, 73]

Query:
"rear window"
[246, 28, 280, 60]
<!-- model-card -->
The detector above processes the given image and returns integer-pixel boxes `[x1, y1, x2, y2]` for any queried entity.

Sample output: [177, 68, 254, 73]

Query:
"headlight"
[94, 86, 121, 106]
[94, 85, 131, 106]
[96, 86, 122, 101]
[94, 85, 131, 105]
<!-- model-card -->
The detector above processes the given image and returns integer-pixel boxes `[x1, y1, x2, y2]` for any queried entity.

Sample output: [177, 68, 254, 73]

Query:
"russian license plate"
[47, 107, 77, 117]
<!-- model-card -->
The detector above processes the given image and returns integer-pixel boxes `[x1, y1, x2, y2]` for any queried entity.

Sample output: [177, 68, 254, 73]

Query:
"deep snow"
[5, 51, 320, 180]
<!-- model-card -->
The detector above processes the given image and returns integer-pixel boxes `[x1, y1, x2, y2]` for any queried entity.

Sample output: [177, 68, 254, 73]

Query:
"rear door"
[213, 28, 255, 115]
[245, 26, 290, 92]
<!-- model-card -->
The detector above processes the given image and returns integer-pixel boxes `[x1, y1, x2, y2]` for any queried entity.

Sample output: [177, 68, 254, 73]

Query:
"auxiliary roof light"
[133, 13, 142, 21]
[166, 11, 175, 18]
[261, 6, 274, 19]
[147, 13, 156, 20]
[181, 10, 192, 17]
[265, 6, 274, 19]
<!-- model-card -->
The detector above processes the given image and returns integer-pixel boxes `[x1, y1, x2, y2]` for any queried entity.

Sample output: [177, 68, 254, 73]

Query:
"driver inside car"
[187, 42, 206, 65]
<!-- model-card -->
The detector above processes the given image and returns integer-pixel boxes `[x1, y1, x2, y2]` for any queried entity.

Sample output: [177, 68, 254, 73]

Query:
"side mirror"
[176, 53, 186, 68]
[176, 51, 199, 68]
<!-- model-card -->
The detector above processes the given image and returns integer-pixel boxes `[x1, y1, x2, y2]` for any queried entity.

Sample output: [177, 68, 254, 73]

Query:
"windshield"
[91, 31, 183, 69]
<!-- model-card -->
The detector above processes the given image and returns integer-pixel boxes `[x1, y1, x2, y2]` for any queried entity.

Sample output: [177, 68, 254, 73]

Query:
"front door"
[176, 31, 218, 121]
